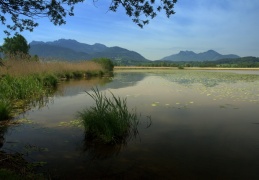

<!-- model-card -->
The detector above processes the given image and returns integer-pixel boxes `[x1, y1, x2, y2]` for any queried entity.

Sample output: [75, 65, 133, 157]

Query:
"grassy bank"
[0, 59, 110, 121]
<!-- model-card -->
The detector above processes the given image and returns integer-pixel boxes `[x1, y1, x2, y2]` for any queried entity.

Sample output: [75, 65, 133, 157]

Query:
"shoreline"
[114, 66, 259, 70]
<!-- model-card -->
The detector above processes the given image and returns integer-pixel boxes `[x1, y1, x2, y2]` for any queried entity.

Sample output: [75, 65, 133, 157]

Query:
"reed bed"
[0, 56, 108, 121]
[0, 59, 103, 77]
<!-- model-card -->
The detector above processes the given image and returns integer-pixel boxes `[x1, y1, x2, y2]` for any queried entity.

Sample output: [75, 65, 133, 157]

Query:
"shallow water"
[2, 70, 259, 179]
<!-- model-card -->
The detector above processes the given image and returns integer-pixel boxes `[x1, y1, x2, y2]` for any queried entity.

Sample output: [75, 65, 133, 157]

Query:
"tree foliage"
[109, 0, 177, 27]
[0, 0, 177, 35]
[1, 34, 30, 55]
[92, 58, 114, 71]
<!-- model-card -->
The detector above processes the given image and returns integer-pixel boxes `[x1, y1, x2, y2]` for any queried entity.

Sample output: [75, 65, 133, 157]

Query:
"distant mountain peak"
[54, 38, 75, 42]
[94, 43, 105, 46]
[202, 50, 220, 55]
[93, 43, 107, 48]
[207, 49, 216, 52]
[179, 50, 196, 55]
[161, 50, 239, 61]
[30, 41, 44, 45]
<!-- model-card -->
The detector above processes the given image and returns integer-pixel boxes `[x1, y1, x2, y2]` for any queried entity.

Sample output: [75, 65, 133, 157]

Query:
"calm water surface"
[2, 70, 259, 179]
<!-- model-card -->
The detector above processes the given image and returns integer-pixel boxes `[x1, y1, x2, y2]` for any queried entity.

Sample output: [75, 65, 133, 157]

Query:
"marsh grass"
[78, 87, 139, 144]
[0, 59, 103, 78]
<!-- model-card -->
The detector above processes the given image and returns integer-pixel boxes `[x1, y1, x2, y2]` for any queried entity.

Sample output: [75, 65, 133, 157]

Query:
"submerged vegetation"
[0, 151, 45, 179]
[78, 87, 139, 144]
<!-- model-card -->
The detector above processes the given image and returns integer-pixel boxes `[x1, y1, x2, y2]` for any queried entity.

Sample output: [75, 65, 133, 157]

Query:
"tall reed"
[78, 87, 139, 144]
[0, 59, 103, 77]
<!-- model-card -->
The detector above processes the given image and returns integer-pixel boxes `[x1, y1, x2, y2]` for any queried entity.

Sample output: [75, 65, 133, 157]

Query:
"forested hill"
[215, 56, 259, 67]
[29, 39, 149, 64]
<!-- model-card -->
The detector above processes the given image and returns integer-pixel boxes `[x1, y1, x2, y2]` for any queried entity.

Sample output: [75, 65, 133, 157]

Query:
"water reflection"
[55, 77, 112, 97]
[29, 95, 55, 110]
[2, 70, 259, 179]
[0, 124, 8, 149]
[83, 138, 126, 160]
[105, 72, 146, 89]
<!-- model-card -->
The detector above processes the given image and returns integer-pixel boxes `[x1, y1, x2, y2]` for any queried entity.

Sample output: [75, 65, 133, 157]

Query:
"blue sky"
[0, 0, 259, 60]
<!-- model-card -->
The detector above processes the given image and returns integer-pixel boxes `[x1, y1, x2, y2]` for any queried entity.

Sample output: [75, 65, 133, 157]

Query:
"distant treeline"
[131, 56, 259, 68]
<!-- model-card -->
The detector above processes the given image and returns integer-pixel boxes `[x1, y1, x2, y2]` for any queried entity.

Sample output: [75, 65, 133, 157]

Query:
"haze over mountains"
[29, 39, 240, 63]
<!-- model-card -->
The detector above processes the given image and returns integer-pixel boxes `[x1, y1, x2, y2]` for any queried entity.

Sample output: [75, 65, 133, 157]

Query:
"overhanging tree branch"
[0, 0, 177, 35]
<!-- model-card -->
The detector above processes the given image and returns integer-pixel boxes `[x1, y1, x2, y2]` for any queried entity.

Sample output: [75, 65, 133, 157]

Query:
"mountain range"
[29, 39, 148, 64]
[161, 50, 239, 61]
[29, 39, 240, 63]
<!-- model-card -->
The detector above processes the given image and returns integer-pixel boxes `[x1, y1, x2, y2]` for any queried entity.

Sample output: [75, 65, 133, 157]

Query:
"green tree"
[1, 34, 30, 55]
[0, 0, 177, 35]
[92, 58, 114, 71]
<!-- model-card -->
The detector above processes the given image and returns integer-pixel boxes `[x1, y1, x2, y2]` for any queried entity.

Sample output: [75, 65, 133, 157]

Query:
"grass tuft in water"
[78, 87, 139, 144]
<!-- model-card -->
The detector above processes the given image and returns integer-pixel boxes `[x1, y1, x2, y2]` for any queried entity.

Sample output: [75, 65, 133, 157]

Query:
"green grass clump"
[72, 71, 84, 79]
[78, 87, 139, 144]
[42, 74, 58, 87]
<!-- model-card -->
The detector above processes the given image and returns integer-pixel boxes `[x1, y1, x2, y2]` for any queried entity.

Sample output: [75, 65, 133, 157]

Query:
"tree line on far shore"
[133, 57, 259, 68]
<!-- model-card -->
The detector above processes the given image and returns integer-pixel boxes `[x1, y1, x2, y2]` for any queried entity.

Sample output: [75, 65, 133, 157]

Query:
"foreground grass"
[78, 87, 139, 144]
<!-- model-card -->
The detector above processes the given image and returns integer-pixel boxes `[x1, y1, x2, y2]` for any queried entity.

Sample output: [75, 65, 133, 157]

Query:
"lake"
[2, 70, 259, 179]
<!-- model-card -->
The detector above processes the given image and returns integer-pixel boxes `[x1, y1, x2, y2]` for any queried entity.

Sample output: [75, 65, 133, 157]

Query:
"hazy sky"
[0, 0, 259, 60]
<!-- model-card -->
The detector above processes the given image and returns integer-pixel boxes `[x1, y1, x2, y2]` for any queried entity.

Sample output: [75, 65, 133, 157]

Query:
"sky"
[0, 0, 259, 60]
